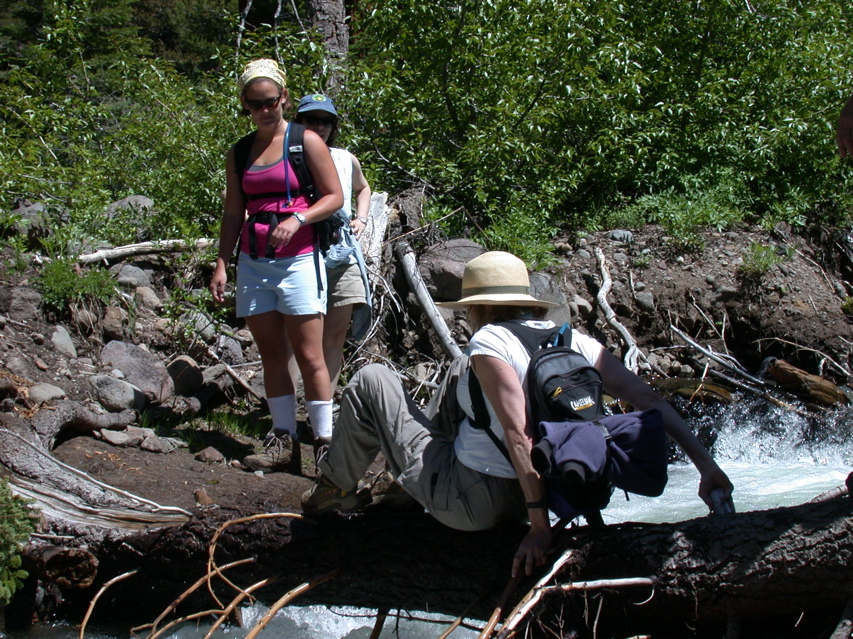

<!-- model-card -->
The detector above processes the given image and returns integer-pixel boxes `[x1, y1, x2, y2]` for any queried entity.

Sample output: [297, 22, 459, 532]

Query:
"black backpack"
[232, 122, 344, 259]
[469, 320, 614, 517]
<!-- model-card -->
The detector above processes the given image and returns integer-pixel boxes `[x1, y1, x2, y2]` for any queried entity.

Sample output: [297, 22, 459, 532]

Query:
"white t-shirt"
[330, 147, 353, 220]
[453, 320, 604, 478]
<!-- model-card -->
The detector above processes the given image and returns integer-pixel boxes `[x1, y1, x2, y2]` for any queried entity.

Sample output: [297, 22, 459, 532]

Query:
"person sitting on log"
[301, 251, 733, 577]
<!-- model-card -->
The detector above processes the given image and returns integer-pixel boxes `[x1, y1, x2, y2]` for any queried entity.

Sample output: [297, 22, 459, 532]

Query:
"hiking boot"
[371, 470, 419, 509]
[243, 430, 302, 474]
[301, 476, 371, 515]
[312, 436, 331, 474]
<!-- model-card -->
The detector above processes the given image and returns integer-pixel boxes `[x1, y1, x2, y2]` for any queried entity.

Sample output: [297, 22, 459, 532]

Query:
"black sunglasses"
[302, 114, 337, 127]
[245, 94, 282, 110]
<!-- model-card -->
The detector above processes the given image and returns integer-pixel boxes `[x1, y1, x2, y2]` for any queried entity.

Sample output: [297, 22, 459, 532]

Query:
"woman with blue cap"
[290, 93, 373, 459]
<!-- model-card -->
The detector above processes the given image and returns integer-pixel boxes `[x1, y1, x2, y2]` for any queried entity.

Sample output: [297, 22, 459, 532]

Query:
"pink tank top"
[239, 158, 314, 259]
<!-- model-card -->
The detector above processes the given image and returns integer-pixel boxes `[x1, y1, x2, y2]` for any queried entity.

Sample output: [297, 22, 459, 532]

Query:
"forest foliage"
[0, 0, 851, 267]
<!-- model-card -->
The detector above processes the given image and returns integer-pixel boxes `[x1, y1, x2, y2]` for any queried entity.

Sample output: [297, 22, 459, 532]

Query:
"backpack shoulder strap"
[285, 122, 316, 202]
[468, 369, 512, 463]
[232, 131, 257, 194]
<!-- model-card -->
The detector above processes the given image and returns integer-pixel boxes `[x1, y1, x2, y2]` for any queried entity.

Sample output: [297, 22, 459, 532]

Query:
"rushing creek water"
[2, 397, 851, 639]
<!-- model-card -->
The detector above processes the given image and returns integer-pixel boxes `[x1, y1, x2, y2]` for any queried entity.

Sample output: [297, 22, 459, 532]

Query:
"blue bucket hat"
[297, 94, 338, 116]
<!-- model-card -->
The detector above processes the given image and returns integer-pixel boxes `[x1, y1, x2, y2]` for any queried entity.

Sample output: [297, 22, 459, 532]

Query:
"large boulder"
[100, 341, 174, 403]
[417, 240, 485, 302]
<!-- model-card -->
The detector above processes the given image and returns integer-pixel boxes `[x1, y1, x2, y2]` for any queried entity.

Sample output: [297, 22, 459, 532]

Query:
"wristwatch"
[292, 212, 307, 225]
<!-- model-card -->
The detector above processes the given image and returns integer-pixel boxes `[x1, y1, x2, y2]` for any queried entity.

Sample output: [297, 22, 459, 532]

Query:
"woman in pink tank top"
[209, 59, 343, 473]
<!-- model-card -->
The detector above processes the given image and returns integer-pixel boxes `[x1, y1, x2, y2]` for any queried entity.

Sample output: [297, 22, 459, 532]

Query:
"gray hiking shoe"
[312, 436, 331, 474]
[301, 476, 371, 515]
[243, 430, 301, 474]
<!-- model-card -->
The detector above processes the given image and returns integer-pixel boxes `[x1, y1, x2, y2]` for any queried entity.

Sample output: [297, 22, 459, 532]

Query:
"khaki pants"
[319, 361, 526, 531]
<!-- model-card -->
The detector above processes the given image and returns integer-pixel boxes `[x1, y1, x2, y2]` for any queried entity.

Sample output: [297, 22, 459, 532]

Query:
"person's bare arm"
[349, 153, 372, 238]
[595, 349, 733, 508]
[471, 354, 551, 577]
[210, 147, 247, 303]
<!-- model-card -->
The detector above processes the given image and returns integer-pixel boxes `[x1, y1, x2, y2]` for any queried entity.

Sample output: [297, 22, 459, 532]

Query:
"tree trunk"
[76, 495, 853, 637]
[305, 0, 348, 94]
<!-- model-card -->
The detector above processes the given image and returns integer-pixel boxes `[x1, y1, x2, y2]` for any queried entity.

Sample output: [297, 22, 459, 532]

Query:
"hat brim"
[297, 102, 338, 116]
[436, 294, 559, 310]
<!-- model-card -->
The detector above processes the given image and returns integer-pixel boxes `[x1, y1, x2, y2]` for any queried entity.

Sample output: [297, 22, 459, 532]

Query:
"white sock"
[267, 395, 297, 437]
[306, 400, 333, 440]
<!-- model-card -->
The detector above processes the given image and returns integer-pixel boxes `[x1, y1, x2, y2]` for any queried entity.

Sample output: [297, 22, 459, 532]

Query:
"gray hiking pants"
[319, 362, 526, 532]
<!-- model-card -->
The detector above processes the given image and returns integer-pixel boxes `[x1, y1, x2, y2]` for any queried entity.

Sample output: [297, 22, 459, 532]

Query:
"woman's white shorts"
[236, 252, 327, 317]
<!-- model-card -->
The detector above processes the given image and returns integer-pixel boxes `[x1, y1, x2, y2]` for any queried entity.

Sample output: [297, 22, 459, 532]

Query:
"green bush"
[0, 477, 37, 607]
[737, 242, 787, 280]
[346, 0, 851, 259]
[35, 259, 117, 314]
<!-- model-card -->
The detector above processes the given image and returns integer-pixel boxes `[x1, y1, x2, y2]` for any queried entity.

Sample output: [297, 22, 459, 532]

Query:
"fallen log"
[21, 541, 98, 589]
[396, 240, 462, 360]
[76, 238, 217, 264]
[766, 358, 850, 408]
[78, 492, 853, 637]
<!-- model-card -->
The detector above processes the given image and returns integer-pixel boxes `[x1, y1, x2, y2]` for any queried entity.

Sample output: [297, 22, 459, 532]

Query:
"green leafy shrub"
[841, 297, 853, 317]
[0, 477, 37, 607]
[737, 242, 787, 279]
[35, 259, 117, 314]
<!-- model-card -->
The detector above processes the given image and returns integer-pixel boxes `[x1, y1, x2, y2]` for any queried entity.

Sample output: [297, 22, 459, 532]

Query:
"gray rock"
[418, 239, 485, 301]
[28, 383, 67, 404]
[181, 311, 217, 342]
[573, 295, 595, 319]
[140, 434, 177, 454]
[609, 229, 633, 243]
[126, 425, 156, 439]
[576, 249, 592, 260]
[51, 325, 77, 358]
[195, 446, 225, 464]
[635, 291, 656, 313]
[4, 356, 32, 378]
[10, 203, 51, 242]
[135, 286, 162, 311]
[102, 306, 126, 341]
[101, 341, 175, 403]
[89, 374, 146, 411]
[167, 356, 204, 397]
[634, 281, 646, 292]
[99, 429, 144, 447]
[215, 335, 244, 366]
[529, 272, 571, 327]
[7, 287, 42, 323]
[111, 264, 151, 288]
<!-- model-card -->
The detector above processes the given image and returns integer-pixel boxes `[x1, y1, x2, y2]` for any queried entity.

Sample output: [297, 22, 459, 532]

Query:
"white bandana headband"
[237, 59, 287, 93]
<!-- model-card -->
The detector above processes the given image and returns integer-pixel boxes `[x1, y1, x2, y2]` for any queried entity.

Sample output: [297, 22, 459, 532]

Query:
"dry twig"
[207, 512, 305, 607]
[79, 569, 139, 639]
[244, 571, 338, 638]
[131, 558, 255, 637]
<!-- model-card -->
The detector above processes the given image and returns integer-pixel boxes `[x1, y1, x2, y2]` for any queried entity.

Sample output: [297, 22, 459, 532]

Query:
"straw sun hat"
[436, 251, 558, 309]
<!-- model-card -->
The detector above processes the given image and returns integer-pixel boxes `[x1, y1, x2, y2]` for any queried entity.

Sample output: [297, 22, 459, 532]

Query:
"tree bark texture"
[76, 496, 853, 636]
[305, 0, 348, 94]
[21, 542, 98, 589]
